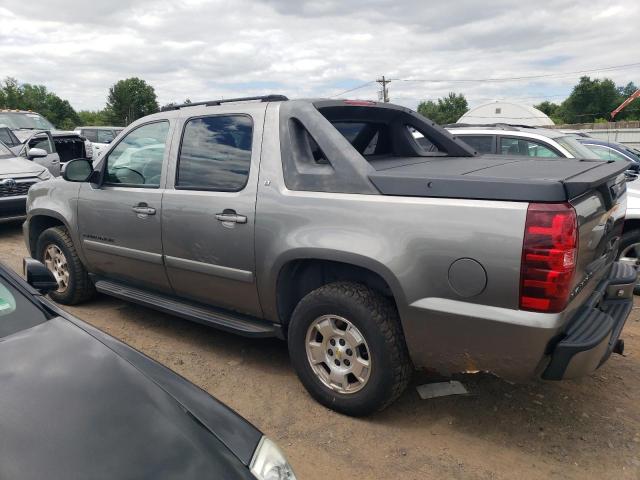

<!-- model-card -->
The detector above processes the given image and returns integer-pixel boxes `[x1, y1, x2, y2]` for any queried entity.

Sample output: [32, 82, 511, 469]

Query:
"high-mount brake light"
[519, 202, 578, 313]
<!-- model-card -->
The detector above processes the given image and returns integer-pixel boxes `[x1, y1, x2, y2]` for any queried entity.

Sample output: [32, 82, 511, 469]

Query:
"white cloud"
[0, 0, 638, 111]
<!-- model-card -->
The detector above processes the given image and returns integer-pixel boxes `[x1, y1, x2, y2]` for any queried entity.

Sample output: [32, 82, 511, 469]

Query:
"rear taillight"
[520, 203, 578, 313]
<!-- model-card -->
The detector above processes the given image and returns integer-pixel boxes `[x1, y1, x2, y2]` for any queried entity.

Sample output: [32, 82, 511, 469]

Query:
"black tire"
[617, 229, 640, 295]
[36, 226, 95, 305]
[288, 282, 411, 416]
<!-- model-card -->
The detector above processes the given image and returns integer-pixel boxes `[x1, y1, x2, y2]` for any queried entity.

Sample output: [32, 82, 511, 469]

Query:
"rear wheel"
[618, 229, 640, 295]
[288, 282, 411, 416]
[36, 226, 95, 305]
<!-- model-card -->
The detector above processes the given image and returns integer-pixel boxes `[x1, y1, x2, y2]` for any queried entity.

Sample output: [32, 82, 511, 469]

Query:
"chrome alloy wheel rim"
[305, 315, 372, 394]
[44, 244, 69, 293]
[619, 243, 640, 286]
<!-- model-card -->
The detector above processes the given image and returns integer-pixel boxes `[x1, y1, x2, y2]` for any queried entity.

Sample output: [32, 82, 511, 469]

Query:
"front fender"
[26, 178, 83, 260]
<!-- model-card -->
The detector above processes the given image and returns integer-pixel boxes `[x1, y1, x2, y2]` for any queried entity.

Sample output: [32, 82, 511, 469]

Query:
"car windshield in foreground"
[0, 112, 55, 130]
[0, 275, 49, 338]
[555, 135, 600, 159]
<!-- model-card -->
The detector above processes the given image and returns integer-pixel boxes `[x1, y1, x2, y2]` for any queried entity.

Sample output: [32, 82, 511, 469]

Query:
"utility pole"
[376, 76, 390, 103]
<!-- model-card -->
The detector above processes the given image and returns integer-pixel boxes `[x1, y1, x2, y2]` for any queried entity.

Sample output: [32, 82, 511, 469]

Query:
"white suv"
[445, 124, 599, 160]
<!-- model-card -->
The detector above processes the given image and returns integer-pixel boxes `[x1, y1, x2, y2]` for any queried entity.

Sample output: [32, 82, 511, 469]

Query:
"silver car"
[0, 140, 51, 223]
[23, 96, 636, 415]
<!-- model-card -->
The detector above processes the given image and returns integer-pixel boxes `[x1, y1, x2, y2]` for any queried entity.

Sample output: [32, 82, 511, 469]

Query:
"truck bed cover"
[368, 156, 629, 202]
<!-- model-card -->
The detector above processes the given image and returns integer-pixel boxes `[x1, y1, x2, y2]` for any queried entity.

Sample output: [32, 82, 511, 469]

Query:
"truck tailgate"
[568, 172, 627, 305]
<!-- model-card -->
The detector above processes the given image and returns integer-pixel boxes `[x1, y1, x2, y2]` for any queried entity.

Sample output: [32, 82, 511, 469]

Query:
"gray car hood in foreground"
[0, 317, 259, 480]
[0, 155, 45, 176]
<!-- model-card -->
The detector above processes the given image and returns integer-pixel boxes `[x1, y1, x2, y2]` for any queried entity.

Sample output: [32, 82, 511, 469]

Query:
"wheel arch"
[27, 212, 70, 257]
[274, 253, 406, 330]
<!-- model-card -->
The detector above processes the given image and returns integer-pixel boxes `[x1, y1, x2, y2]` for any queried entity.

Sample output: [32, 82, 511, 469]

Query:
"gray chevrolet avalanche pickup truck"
[23, 96, 636, 415]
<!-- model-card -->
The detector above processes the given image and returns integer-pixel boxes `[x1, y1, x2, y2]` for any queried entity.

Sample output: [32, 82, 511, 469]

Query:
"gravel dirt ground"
[2, 221, 640, 479]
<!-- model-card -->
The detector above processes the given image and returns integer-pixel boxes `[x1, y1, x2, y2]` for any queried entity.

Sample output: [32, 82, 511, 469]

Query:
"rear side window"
[176, 115, 253, 192]
[82, 129, 98, 142]
[499, 137, 560, 158]
[458, 135, 494, 154]
[97, 129, 116, 143]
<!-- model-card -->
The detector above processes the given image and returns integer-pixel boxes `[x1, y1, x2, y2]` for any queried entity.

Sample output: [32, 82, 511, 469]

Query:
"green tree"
[417, 92, 468, 124]
[557, 76, 621, 123]
[614, 82, 640, 120]
[534, 100, 560, 118]
[106, 77, 159, 126]
[0, 77, 80, 128]
[78, 109, 110, 126]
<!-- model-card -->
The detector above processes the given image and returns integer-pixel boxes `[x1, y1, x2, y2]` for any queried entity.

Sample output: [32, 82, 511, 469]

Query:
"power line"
[329, 81, 376, 98]
[376, 76, 391, 102]
[391, 61, 640, 84]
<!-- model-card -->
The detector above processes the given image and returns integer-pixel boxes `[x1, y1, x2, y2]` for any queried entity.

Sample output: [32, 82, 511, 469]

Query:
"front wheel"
[288, 282, 411, 416]
[36, 226, 95, 305]
[618, 229, 640, 295]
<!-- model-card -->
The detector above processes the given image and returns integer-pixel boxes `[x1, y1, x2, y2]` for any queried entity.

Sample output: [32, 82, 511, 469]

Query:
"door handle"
[215, 210, 247, 224]
[132, 203, 156, 215]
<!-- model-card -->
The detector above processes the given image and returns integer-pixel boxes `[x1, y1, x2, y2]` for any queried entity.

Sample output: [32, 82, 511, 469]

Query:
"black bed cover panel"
[368, 156, 629, 202]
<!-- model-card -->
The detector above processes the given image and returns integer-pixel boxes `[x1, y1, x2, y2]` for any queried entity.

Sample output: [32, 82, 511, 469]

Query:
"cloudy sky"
[0, 0, 638, 111]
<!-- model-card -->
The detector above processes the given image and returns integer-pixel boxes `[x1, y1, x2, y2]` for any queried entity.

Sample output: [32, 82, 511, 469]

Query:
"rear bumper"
[542, 262, 636, 380]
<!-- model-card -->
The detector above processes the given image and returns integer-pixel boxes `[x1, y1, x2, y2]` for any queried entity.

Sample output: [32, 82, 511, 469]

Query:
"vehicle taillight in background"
[520, 203, 578, 313]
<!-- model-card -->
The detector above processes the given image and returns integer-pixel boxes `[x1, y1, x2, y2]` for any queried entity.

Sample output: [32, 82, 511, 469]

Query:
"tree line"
[0, 77, 160, 129]
[418, 76, 640, 125]
[1, 74, 639, 129]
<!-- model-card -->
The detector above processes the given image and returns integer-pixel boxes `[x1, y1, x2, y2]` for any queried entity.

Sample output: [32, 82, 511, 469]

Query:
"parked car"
[24, 96, 635, 415]
[0, 110, 92, 173]
[0, 140, 51, 223]
[577, 137, 640, 165]
[0, 259, 296, 479]
[75, 126, 124, 158]
[445, 123, 601, 159]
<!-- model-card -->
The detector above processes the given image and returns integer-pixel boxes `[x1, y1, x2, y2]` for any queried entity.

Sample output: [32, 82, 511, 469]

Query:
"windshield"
[0, 112, 55, 130]
[555, 136, 600, 159]
[0, 274, 49, 339]
[0, 141, 13, 156]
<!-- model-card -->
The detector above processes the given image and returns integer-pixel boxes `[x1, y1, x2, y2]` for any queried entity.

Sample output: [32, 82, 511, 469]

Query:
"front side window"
[500, 137, 560, 158]
[105, 121, 169, 187]
[176, 115, 253, 192]
[584, 144, 631, 162]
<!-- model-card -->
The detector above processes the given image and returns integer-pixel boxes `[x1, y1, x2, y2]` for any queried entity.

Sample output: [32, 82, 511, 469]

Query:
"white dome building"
[458, 101, 554, 127]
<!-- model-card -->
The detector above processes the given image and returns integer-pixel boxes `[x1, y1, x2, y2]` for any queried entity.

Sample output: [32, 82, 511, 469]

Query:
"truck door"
[161, 105, 264, 317]
[77, 120, 173, 293]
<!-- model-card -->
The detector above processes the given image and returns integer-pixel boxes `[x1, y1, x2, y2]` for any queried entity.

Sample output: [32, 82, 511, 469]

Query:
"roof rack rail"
[161, 94, 289, 111]
[444, 122, 537, 130]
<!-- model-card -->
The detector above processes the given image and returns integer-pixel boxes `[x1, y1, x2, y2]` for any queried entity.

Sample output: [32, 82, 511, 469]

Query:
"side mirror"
[63, 158, 93, 182]
[23, 258, 59, 293]
[27, 148, 48, 159]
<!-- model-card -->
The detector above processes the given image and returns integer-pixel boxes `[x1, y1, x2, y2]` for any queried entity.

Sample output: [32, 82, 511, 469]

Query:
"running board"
[94, 279, 282, 339]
